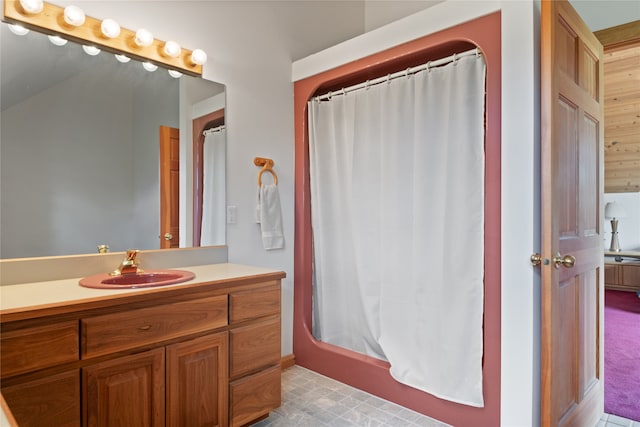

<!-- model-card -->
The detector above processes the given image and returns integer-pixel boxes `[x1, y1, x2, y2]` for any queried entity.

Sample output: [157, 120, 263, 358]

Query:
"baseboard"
[281, 354, 296, 370]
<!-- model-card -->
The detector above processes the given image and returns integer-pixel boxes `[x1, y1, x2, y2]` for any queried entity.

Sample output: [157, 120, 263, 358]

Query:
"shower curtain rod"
[203, 125, 226, 136]
[313, 48, 481, 102]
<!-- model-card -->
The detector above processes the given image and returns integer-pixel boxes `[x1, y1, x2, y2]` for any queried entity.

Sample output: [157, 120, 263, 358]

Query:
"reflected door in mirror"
[160, 126, 180, 249]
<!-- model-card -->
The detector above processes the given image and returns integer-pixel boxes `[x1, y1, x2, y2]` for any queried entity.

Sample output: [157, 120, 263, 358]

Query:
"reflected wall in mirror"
[0, 22, 226, 259]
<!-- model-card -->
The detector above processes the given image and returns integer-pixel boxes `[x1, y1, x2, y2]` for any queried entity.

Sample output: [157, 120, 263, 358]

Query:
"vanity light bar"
[3, 0, 204, 76]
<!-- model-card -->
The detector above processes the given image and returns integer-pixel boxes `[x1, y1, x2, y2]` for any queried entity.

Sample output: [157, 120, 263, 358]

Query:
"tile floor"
[251, 365, 640, 427]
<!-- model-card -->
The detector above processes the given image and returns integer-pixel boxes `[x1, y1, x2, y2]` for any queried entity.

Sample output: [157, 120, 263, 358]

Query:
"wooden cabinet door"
[166, 333, 229, 427]
[83, 348, 165, 427]
[2, 370, 80, 427]
[621, 264, 640, 287]
[604, 264, 619, 286]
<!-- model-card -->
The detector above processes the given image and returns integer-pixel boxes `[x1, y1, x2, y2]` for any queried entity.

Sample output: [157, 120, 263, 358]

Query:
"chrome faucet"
[110, 249, 142, 276]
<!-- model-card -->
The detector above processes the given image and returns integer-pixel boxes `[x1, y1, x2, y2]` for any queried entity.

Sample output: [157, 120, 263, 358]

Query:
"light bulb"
[101, 19, 120, 38]
[190, 49, 207, 66]
[168, 70, 183, 79]
[134, 29, 154, 47]
[163, 41, 181, 58]
[8, 24, 29, 36]
[142, 62, 158, 72]
[115, 54, 131, 63]
[19, 0, 43, 14]
[48, 35, 68, 46]
[82, 45, 101, 56]
[64, 5, 85, 26]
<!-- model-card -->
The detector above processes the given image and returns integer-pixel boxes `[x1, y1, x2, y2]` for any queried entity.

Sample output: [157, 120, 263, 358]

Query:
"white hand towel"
[256, 184, 284, 250]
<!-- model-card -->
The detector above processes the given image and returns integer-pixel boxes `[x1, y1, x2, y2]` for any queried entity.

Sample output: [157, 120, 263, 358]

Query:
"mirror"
[0, 22, 226, 259]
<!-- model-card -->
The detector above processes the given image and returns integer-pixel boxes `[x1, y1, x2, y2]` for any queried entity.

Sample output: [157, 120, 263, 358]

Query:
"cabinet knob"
[164, 233, 173, 241]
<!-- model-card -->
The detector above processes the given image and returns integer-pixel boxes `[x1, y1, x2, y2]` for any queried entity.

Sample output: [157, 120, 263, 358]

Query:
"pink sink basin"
[79, 270, 195, 289]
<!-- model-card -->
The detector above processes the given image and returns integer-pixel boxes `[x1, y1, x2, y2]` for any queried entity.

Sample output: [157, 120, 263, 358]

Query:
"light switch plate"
[227, 206, 237, 224]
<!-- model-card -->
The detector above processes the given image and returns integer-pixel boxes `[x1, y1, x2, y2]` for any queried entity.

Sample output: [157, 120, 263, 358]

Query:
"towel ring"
[254, 157, 278, 186]
[258, 168, 278, 186]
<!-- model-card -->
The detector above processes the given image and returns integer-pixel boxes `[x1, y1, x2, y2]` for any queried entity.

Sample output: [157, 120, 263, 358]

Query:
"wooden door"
[160, 126, 180, 249]
[540, 1, 604, 426]
[83, 348, 165, 427]
[166, 333, 229, 427]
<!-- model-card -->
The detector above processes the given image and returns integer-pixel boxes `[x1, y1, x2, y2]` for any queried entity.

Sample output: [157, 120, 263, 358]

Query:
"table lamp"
[605, 202, 627, 252]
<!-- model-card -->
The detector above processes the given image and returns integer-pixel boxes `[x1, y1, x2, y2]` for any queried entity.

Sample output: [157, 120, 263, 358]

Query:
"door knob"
[164, 233, 173, 241]
[531, 253, 542, 266]
[553, 254, 575, 269]
[530, 253, 550, 266]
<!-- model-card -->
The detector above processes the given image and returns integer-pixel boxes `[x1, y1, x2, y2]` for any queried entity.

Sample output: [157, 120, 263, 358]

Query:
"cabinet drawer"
[82, 295, 228, 358]
[1, 321, 79, 378]
[230, 318, 280, 378]
[229, 365, 281, 427]
[229, 284, 280, 324]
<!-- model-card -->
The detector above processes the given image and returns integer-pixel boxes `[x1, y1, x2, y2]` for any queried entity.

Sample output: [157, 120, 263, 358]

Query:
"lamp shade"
[605, 202, 626, 219]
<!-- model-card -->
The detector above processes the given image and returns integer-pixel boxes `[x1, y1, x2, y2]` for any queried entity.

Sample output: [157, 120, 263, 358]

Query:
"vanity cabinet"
[604, 261, 640, 291]
[0, 271, 284, 427]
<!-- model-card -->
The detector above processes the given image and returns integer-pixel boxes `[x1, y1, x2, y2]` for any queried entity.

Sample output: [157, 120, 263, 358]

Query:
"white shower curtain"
[308, 54, 486, 407]
[201, 128, 226, 246]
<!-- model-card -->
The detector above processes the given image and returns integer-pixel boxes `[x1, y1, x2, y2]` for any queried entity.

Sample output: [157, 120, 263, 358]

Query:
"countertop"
[604, 250, 640, 265]
[0, 263, 286, 321]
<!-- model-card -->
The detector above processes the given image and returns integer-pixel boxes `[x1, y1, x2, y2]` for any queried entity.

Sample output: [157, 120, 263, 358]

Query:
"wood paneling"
[595, 20, 640, 51]
[603, 41, 640, 193]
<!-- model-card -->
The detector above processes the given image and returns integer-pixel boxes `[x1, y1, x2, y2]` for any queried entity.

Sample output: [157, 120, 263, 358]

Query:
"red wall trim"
[192, 109, 225, 246]
[293, 12, 502, 427]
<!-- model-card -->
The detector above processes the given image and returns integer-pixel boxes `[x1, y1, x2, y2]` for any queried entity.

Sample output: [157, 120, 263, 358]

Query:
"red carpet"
[605, 290, 640, 421]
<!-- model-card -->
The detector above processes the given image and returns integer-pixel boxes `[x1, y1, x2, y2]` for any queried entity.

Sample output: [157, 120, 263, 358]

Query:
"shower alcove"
[293, 11, 502, 427]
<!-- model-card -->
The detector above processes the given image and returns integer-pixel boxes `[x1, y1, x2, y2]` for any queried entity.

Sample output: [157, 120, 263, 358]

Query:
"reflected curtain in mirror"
[201, 126, 227, 246]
